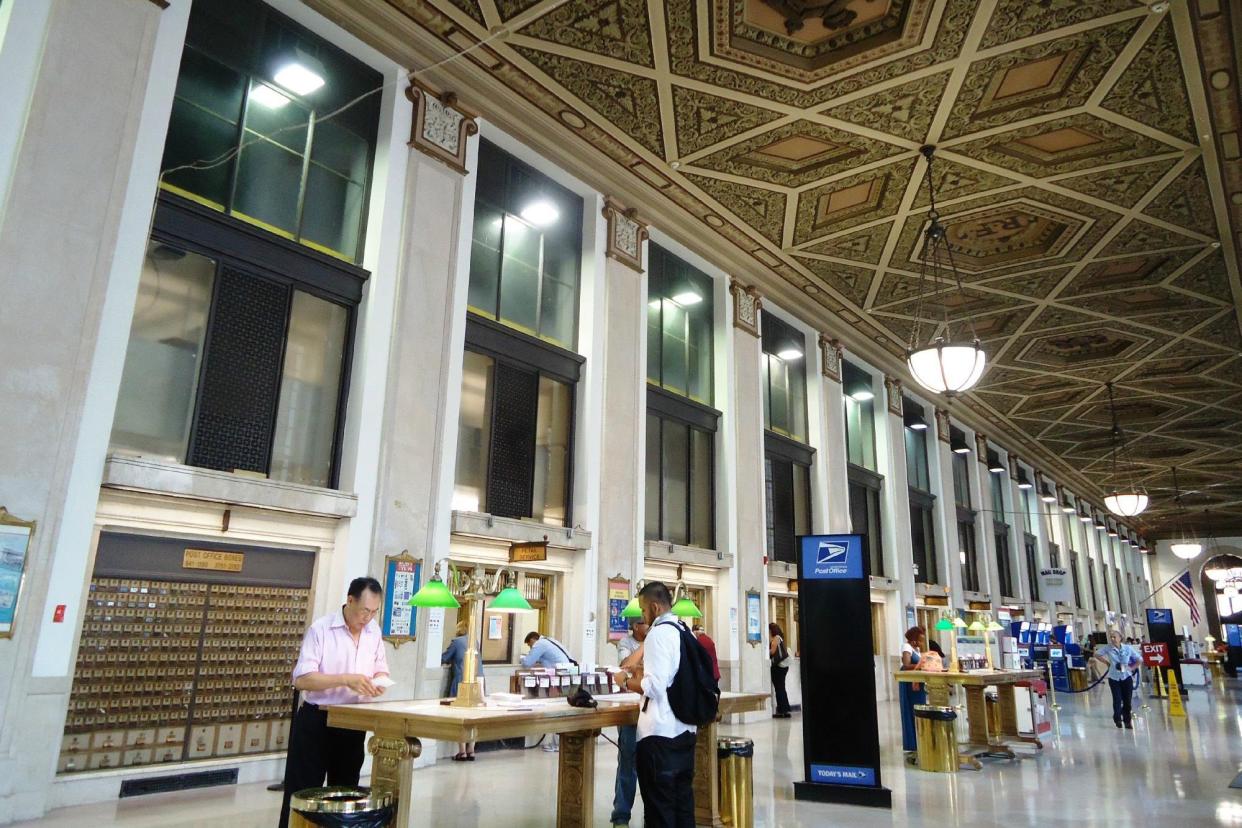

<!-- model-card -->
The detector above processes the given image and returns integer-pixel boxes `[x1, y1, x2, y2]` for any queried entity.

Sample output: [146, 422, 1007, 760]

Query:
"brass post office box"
[122, 748, 152, 767]
[57, 753, 85, 773]
[156, 726, 185, 745]
[91, 730, 124, 750]
[126, 728, 156, 748]
[153, 745, 181, 763]
[88, 751, 122, 770]
[62, 733, 91, 753]
[215, 724, 242, 756]
[242, 721, 268, 754]
[188, 726, 216, 759]
[267, 719, 291, 752]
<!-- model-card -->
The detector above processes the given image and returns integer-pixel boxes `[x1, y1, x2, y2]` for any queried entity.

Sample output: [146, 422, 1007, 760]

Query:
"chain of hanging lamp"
[1102, 382, 1149, 517]
[1169, 466, 1202, 560]
[906, 145, 986, 397]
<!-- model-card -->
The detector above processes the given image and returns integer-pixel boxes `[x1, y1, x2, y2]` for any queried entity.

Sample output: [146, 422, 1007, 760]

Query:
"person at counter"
[522, 631, 577, 752]
[899, 626, 927, 755]
[620, 581, 696, 828]
[278, 577, 389, 828]
[442, 619, 483, 761]
[1094, 629, 1140, 729]
[610, 618, 649, 827]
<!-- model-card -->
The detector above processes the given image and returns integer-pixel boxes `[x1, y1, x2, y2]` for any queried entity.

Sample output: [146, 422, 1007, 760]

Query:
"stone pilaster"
[818, 337, 850, 533]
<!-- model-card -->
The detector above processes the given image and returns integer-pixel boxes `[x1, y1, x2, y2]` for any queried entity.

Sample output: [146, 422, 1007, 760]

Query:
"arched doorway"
[1200, 550, 1242, 635]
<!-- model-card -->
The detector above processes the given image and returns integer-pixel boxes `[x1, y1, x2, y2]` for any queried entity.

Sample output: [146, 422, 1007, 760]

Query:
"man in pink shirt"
[278, 577, 390, 828]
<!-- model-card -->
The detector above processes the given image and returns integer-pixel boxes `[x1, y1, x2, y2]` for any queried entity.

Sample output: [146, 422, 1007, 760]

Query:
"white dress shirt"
[637, 612, 697, 741]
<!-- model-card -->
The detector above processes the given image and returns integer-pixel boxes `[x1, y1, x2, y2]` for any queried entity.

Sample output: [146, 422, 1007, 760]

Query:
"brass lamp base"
[452, 681, 486, 708]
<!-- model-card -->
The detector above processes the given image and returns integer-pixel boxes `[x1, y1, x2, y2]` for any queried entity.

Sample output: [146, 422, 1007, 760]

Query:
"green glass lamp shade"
[408, 577, 460, 609]
[935, 618, 955, 632]
[967, 620, 986, 632]
[671, 597, 703, 619]
[489, 586, 534, 612]
[620, 597, 643, 619]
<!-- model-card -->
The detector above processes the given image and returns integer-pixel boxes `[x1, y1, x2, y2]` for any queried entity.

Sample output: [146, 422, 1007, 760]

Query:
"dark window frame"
[957, 507, 980, 593]
[1024, 532, 1040, 601]
[142, 193, 365, 488]
[909, 488, 937, 585]
[764, 431, 815, 565]
[646, 244, 715, 405]
[646, 386, 719, 549]
[848, 464, 885, 579]
[760, 315, 809, 442]
[994, 521, 1013, 598]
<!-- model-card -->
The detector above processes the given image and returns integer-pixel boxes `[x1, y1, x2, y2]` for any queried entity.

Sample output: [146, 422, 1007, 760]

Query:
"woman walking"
[899, 626, 928, 754]
[769, 623, 792, 718]
[1094, 629, 1141, 729]
[442, 619, 484, 759]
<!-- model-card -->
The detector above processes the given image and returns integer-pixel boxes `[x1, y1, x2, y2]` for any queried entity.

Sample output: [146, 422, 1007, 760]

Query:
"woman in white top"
[899, 626, 927, 753]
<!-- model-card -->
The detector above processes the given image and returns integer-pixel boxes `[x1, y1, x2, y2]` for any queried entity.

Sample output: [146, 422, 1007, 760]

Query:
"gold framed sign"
[509, 540, 548, 563]
[381, 550, 423, 648]
[0, 506, 36, 639]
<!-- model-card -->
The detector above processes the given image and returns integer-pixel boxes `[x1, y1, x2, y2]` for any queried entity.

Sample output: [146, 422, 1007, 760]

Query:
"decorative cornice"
[884, 375, 903, 416]
[406, 79, 478, 175]
[934, 407, 951, 443]
[602, 197, 648, 272]
[819, 336, 843, 382]
[729, 281, 763, 337]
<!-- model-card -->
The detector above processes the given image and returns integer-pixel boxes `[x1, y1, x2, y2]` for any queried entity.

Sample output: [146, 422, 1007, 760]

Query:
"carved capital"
[729, 281, 763, 337]
[1008, 452, 1021, 482]
[602, 197, 648, 272]
[975, 433, 989, 463]
[406, 79, 478, 174]
[819, 335, 842, 382]
[884, 375, 903, 415]
[935, 408, 951, 443]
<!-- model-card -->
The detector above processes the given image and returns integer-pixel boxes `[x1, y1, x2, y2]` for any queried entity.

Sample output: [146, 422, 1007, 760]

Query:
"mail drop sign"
[800, 534, 864, 580]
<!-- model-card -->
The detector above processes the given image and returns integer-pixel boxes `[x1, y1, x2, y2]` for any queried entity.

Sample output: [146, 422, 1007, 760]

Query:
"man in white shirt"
[619, 582, 696, 827]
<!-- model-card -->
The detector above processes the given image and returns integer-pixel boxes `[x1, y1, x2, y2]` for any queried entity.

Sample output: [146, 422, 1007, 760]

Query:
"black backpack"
[655, 621, 721, 727]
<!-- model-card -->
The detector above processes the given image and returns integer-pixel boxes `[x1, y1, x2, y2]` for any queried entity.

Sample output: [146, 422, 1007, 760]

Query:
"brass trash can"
[914, 705, 958, 773]
[718, 736, 754, 828]
[290, 786, 394, 828]
[1069, 667, 1088, 692]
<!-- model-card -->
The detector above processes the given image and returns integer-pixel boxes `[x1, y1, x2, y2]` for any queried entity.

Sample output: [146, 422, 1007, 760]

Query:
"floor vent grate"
[119, 768, 239, 798]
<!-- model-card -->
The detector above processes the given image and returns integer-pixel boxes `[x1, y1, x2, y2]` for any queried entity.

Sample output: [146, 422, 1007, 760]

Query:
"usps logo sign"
[800, 535, 864, 580]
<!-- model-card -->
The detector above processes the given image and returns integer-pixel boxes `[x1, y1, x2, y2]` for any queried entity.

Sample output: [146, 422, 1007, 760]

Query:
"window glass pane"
[269, 291, 347, 487]
[646, 272, 663, 384]
[789, 357, 807, 441]
[539, 245, 577, 347]
[953, 453, 971, 507]
[690, 428, 714, 548]
[531, 375, 571, 526]
[904, 427, 929, 491]
[764, 458, 775, 559]
[661, 300, 688, 395]
[645, 415, 661, 540]
[868, 487, 884, 578]
[300, 164, 366, 260]
[452, 351, 494, 513]
[111, 243, 216, 461]
[846, 397, 876, 470]
[990, 470, 1006, 516]
[768, 356, 789, 435]
[923, 507, 938, 583]
[230, 86, 309, 237]
[498, 215, 542, 335]
[662, 420, 690, 545]
[793, 464, 811, 538]
[686, 273, 714, 405]
[162, 49, 244, 206]
[762, 314, 806, 441]
[468, 203, 503, 316]
[761, 356, 772, 430]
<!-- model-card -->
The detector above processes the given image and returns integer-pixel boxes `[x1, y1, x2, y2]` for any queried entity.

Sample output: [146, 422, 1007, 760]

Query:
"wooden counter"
[328, 691, 768, 827]
[893, 670, 1044, 765]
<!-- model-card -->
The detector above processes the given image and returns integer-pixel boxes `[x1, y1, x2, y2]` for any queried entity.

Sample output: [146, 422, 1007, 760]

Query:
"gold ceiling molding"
[317, 0, 1242, 534]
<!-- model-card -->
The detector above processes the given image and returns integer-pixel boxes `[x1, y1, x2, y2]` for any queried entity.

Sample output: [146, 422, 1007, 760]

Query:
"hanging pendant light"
[1169, 467, 1202, 560]
[905, 146, 986, 397]
[1101, 382, 1149, 517]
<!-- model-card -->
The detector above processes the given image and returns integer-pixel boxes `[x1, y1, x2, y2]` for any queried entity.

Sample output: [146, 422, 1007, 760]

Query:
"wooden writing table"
[328, 691, 768, 827]
[893, 669, 1043, 766]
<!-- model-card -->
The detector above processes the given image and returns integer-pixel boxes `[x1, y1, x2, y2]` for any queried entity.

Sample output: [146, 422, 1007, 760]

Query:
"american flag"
[1171, 571, 1201, 626]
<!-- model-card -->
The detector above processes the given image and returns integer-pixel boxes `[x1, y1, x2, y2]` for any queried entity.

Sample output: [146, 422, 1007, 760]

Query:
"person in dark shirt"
[692, 624, 720, 682]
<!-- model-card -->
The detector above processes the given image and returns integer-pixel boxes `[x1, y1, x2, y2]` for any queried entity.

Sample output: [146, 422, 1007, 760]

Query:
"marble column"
[817, 338, 851, 534]
[369, 83, 479, 701]
[1005, 454, 1030, 607]
[972, 432, 1000, 608]
[933, 408, 964, 609]
[592, 199, 648, 665]
[729, 282, 769, 713]
[0, 2, 187, 820]
[882, 377, 915, 611]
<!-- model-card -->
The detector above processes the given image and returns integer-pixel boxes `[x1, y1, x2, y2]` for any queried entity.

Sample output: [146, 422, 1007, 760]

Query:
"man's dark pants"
[1109, 676, 1134, 725]
[278, 702, 365, 827]
[636, 731, 696, 828]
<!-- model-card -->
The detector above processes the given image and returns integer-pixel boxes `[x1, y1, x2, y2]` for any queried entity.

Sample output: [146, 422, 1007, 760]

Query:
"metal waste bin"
[1069, 667, 1087, 692]
[718, 736, 754, 828]
[914, 705, 958, 773]
[289, 786, 394, 828]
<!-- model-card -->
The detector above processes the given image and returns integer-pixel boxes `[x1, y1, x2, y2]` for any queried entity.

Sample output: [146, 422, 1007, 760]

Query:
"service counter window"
[849, 465, 885, 578]
[764, 432, 813, 565]
[444, 570, 552, 665]
[770, 595, 799, 656]
[451, 317, 579, 526]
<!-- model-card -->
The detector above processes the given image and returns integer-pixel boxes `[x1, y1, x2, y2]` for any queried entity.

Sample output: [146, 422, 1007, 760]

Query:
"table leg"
[366, 734, 421, 828]
[557, 729, 599, 828]
[693, 720, 725, 828]
[964, 686, 988, 747]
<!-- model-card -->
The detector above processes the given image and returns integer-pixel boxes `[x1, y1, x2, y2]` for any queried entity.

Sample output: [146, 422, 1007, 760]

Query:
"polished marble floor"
[16, 678, 1242, 827]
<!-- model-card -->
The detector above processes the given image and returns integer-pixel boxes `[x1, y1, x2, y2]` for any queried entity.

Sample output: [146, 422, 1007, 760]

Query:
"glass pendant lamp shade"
[1205, 565, 1229, 581]
[1223, 585, 1239, 599]
[1170, 542, 1203, 560]
[907, 339, 986, 396]
[671, 597, 704, 619]
[408, 576, 461, 609]
[935, 618, 955, 632]
[620, 597, 643, 619]
[489, 586, 534, 612]
[1104, 491, 1148, 517]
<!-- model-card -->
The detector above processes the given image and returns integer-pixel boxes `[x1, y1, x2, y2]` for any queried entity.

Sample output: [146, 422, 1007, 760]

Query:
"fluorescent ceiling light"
[273, 61, 325, 96]
[519, 199, 559, 227]
[777, 348, 804, 361]
[670, 291, 702, 306]
[249, 83, 291, 109]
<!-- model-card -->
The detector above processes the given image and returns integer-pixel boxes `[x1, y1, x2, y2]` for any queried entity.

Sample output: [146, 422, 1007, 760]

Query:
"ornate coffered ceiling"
[320, 0, 1242, 537]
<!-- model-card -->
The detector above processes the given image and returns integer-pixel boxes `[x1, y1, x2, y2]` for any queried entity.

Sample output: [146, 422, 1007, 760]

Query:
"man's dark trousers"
[636, 731, 696, 828]
[277, 702, 365, 827]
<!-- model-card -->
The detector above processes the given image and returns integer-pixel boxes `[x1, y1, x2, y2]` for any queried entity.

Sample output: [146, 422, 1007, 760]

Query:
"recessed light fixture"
[777, 347, 804, 361]
[273, 58, 325, 96]
[903, 411, 928, 431]
[519, 199, 559, 227]
[249, 83, 291, 109]
[670, 291, 702, 306]
[1040, 484, 1057, 504]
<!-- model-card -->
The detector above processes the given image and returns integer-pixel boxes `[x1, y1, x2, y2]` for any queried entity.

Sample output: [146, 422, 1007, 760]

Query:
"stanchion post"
[1046, 662, 1061, 712]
